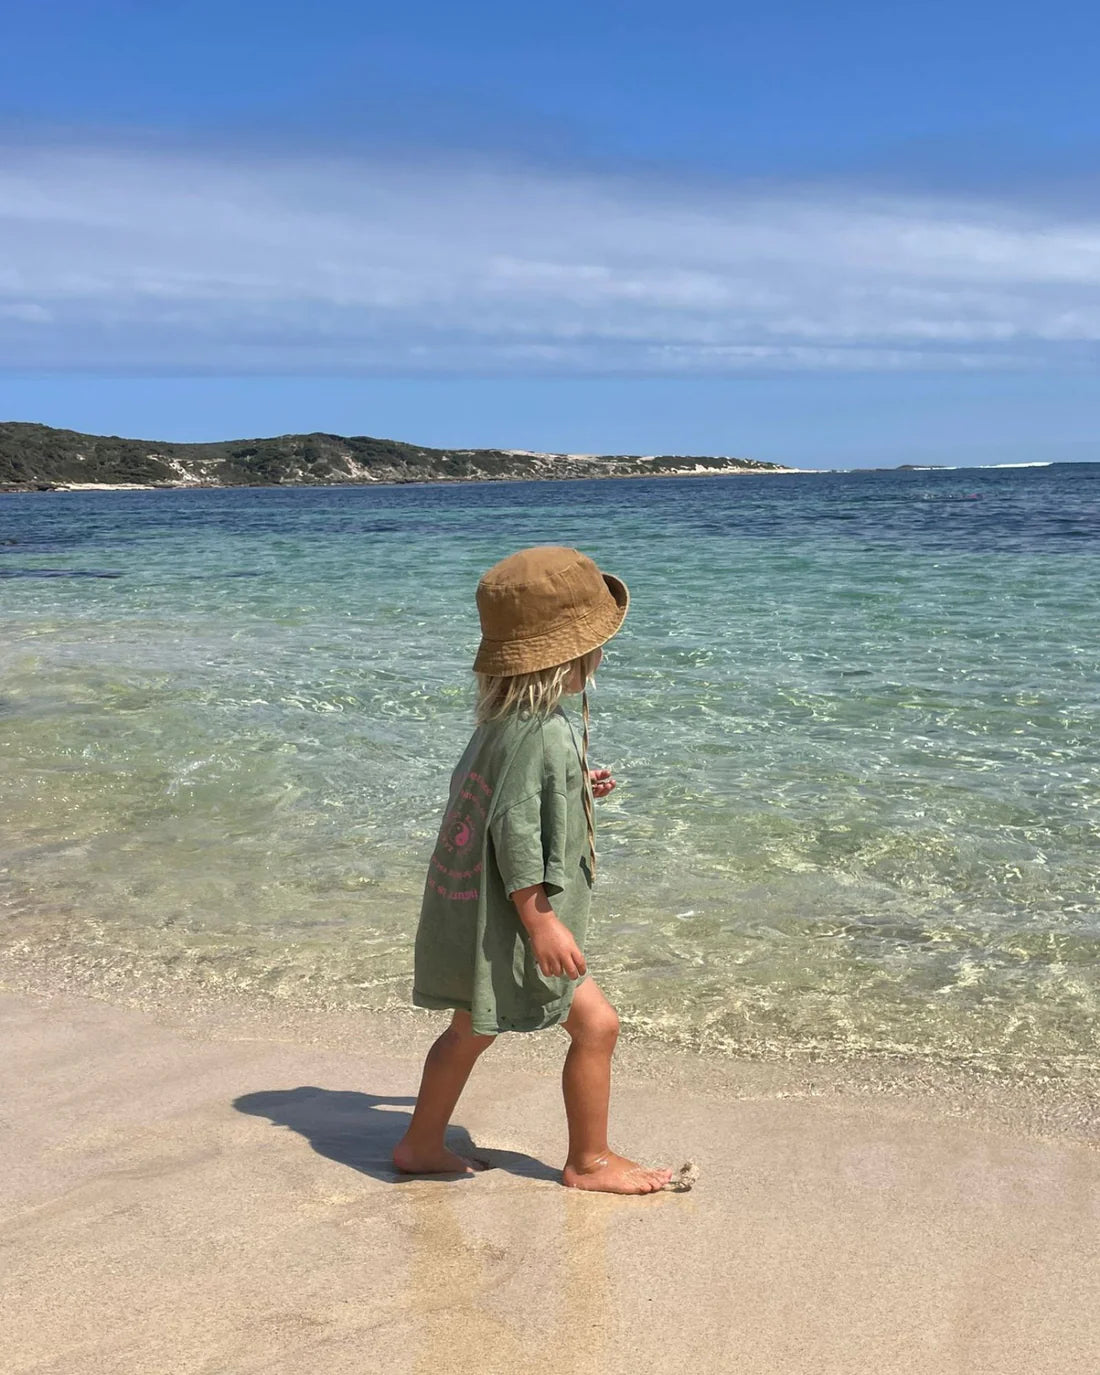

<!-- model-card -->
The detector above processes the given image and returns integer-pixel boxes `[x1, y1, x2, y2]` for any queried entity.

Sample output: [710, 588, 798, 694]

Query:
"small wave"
[0, 567, 123, 579]
[977, 462, 1054, 469]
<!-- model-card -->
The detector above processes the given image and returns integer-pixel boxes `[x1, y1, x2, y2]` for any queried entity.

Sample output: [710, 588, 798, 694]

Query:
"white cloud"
[1, 143, 1098, 373]
[0, 301, 51, 323]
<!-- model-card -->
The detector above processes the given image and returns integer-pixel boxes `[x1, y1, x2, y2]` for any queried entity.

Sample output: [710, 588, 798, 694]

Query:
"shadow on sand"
[232, 1087, 561, 1184]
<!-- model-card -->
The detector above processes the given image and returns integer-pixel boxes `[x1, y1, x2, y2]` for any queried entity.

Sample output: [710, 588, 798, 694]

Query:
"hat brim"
[473, 570, 629, 677]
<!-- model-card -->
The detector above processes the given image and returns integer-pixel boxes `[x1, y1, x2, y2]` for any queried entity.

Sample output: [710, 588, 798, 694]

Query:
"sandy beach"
[5, 976, 1099, 1375]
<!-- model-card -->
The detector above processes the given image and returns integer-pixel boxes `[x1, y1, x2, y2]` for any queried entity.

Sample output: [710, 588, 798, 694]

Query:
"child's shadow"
[232, 1086, 560, 1184]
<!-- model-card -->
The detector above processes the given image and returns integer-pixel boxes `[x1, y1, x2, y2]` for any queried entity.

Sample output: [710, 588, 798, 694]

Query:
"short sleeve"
[490, 788, 570, 897]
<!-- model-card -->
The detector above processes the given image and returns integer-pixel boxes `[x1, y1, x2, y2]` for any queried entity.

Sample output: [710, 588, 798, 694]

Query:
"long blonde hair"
[475, 649, 603, 877]
[474, 649, 602, 725]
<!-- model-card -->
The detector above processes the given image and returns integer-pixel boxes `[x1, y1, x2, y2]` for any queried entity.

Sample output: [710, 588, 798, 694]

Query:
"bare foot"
[392, 1140, 488, 1176]
[562, 1152, 674, 1195]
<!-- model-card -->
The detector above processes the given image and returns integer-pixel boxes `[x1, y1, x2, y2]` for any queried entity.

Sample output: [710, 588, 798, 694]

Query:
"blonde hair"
[476, 648, 603, 877]
[475, 649, 602, 725]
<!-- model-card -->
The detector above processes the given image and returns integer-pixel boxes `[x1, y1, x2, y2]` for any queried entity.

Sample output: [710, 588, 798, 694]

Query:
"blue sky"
[2, 0, 1099, 465]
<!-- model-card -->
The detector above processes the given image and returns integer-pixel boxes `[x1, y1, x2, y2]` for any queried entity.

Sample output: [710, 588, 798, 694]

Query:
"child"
[394, 546, 673, 1195]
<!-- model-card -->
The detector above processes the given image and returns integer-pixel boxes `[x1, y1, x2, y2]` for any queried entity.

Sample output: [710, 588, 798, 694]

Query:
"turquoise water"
[2, 465, 1099, 1070]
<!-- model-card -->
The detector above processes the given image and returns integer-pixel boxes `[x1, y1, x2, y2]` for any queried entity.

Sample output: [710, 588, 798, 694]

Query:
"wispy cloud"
[2, 142, 1099, 374]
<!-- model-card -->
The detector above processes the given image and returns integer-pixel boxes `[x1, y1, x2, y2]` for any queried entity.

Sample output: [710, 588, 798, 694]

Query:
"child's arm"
[511, 884, 587, 980]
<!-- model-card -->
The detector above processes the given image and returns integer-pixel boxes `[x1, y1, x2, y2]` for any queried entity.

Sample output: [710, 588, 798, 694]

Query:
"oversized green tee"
[412, 708, 593, 1035]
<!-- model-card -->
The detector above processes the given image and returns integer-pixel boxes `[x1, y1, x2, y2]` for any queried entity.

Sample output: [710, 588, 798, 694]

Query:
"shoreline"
[3, 895, 1096, 1098]
[3, 945, 1098, 1147]
[6, 975, 1100, 1373]
[0, 464, 806, 494]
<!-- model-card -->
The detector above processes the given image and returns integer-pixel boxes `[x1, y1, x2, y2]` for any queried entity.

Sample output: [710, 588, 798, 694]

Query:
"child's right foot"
[392, 1141, 487, 1176]
[562, 1152, 674, 1195]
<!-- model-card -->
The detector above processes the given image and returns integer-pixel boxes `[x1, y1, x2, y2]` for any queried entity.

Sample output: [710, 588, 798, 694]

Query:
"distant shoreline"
[0, 420, 797, 491]
[1, 465, 808, 494]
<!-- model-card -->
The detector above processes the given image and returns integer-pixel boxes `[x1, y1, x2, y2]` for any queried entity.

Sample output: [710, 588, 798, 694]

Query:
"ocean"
[2, 463, 1098, 1073]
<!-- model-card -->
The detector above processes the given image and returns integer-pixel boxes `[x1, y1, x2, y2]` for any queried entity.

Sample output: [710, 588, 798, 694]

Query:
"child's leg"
[393, 1010, 496, 1175]
[561, 978, 673, 1195]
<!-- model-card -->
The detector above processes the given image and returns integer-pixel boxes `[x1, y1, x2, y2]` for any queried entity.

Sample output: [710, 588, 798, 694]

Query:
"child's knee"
[570, 1001, 620, 1050]
[439, 1016, 496, 1056]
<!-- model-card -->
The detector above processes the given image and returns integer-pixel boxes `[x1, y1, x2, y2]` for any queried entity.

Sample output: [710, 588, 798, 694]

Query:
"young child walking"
[394, 545, 673, 1195]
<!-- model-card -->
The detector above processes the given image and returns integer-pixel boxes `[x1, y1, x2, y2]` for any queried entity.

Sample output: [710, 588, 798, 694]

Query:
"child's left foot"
[562, 1152, 674, 1195]
[392, 1141, 488, 1175]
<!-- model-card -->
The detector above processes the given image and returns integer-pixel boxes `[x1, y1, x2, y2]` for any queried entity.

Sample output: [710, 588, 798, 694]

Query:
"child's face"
[566, 646, 603, 694]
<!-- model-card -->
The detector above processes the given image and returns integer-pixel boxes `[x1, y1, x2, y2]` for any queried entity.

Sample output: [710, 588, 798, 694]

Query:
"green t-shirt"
[412, 708, 592, 1035]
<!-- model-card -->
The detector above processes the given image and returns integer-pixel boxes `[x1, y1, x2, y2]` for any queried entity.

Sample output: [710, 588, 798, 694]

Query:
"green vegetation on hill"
[0, 422, 784, 489]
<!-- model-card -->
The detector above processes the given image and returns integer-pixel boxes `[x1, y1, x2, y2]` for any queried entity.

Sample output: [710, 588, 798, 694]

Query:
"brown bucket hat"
[473, 546, 630, 676]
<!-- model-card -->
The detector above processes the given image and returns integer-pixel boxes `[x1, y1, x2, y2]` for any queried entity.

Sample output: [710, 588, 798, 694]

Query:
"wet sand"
[4, 985, 1100, 1375]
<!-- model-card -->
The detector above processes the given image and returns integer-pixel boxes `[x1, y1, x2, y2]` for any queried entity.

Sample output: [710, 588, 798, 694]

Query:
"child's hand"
[528, 915, 587, 980]
[511, 884, 588, 980]
[589, 767, 616, 799]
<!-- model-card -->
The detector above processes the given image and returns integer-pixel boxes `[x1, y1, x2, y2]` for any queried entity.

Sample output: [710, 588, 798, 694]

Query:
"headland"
[0, 421, 795, 491]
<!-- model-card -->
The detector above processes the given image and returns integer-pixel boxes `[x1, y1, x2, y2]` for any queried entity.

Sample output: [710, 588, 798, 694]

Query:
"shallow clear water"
[2, 465, 1099, 1069]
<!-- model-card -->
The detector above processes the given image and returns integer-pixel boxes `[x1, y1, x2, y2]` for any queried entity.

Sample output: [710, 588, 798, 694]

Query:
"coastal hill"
[0, 421, 788, 490]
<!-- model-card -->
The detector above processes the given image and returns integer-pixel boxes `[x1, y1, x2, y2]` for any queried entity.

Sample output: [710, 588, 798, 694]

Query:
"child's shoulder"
[511, 710, 579, 787]
[472, 707, 571, 746]
[512, 707, 574, 753]
[468, 710, 576, 795]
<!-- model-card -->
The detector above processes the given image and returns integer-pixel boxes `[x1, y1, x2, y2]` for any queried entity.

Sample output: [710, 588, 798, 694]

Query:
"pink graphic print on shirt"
[428, 770, 492, 903]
